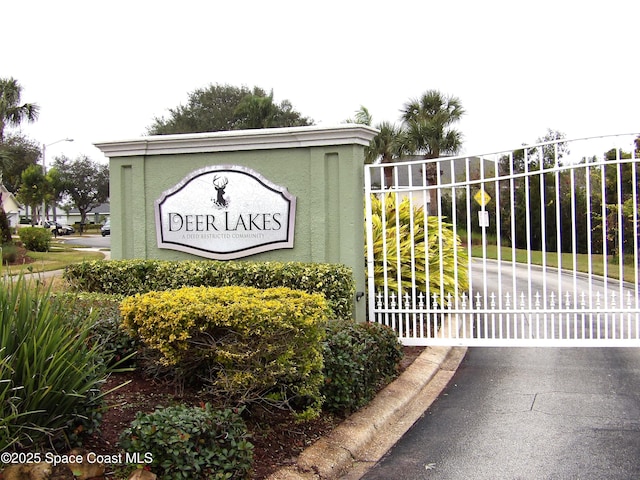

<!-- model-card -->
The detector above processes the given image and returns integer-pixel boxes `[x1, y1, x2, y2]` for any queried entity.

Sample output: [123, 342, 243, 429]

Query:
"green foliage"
[322, 320, 403, 414]
[0, 276, 109, 451]
[1, 242, 18, 264]
[119, 404, 253, 480]
[0, 207, 11, 244]
[147, 83, 312, 135]
[361, 89, 465, 165]
[53, 292, 137, 368]
[17, 226, 51, 252]
[64, 259, 355, 319]
[0, 133, 41, 193]
[51, 155, 109, 225]
[400, 90, 465, 160]
[17, 164, 46, 218]
[368, 193, 469, 299]
[120, 286, 329, 419]
[0, 77, 40, 143]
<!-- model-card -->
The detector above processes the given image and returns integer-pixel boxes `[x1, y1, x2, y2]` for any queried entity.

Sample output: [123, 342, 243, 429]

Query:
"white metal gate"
[365, 133, 640, 346]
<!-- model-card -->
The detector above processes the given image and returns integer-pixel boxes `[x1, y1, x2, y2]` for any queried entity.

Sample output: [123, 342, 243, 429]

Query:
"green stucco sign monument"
[95, 124, 378, 321]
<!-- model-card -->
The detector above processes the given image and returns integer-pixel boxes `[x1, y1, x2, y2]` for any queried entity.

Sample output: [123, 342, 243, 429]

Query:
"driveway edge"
[267, 345, 467, 480]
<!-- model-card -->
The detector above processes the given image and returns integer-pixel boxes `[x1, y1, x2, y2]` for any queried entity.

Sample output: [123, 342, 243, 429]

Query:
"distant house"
[0, 184, 22, 227]
[58, 202, 110, 226]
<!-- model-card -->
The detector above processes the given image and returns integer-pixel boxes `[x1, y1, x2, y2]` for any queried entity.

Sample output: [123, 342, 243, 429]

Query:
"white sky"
[3, 0, 639, 164]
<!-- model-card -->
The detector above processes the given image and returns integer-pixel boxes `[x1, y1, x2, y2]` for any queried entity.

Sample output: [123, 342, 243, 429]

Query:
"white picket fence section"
[364, 133, 640, 346]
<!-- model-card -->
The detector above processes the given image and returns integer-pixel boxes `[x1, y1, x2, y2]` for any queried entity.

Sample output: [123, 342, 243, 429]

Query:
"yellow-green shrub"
[367, 193, 469, 301]
[120, 286, 329, 419]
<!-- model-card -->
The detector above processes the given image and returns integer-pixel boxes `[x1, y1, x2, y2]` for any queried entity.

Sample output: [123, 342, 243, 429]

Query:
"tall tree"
[400, 90, 465, 159]
[0, 133, 41, 193]
[342, 107, 402, 171]
[0, 78, 39, 232]
[400, 90, 465, 213]
[0, 77, 39, 143]
[17, 164, 46, 224]
[147, 84, 312, 135]
[53, 155, 109, 225]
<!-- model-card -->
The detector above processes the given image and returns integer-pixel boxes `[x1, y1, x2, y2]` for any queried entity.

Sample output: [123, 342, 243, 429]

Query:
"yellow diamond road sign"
[474, 189, 491, 207]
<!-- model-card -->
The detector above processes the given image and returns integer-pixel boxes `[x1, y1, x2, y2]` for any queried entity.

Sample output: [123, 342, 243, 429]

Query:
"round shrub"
[120, 286, 329, 419]
[322, 320, 404, 415]
[17, 226, 52, 252]
[119, 404, 253, 479]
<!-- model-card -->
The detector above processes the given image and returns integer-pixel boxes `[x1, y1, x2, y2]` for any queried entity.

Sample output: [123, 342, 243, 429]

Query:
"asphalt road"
[462, 259, 640, 344]
[61, 234, 110, 249]
[359, 347, 640, 479]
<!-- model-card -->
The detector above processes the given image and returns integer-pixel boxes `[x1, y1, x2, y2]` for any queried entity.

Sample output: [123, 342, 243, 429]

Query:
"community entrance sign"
[365, 133, 640, 346]
[95, 125, 379, 321]
[155, 165, 296, 260]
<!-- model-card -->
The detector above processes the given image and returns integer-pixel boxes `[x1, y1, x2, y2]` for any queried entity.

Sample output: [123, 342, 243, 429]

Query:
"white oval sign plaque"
[155, 165, 296, 260]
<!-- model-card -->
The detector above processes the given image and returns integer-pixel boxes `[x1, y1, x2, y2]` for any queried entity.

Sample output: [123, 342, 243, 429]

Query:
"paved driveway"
[360, 347, 640, 479]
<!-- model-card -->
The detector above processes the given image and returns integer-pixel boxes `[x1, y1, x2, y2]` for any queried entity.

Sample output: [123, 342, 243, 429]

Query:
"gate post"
[95, 125, 378, 322]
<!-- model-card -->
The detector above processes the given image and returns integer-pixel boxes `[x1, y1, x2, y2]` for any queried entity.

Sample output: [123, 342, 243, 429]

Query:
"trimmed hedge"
[64, 259, 354, 319]
[120, 286, 329, 419]
[322, 320, 404, 415]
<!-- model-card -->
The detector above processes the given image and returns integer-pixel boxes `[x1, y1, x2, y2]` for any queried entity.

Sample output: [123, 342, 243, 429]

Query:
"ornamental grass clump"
[0, 276, 110, 451]
[368, 193, 469, 301]
[120, 286, 329, 419]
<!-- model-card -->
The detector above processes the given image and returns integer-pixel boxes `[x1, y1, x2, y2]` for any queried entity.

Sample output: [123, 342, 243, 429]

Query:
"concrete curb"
[267, 345, 468, 480]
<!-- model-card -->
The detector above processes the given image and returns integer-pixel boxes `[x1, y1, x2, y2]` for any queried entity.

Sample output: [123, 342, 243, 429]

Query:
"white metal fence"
[364, 134, 640, 346]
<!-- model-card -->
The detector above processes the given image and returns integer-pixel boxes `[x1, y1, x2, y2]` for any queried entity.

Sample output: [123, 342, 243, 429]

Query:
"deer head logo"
[212, 175, 229, 208]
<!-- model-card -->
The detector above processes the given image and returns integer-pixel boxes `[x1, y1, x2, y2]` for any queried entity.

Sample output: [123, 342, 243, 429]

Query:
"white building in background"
[0, 183, 22, 228]
[58, 202, 110, 226]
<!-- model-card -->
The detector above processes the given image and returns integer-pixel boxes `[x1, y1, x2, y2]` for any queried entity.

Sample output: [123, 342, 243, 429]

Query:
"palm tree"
[401, 89, 464, 158]
[400, 90, 465, 213]
[0, 77, 39, 143]
[0, 78, 39, 236]
[233, 90, 281, 129]
[344, 105, 373, 126]
[366, 121, 405, 189]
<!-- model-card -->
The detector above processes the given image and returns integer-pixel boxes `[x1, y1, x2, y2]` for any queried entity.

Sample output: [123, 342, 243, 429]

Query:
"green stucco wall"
[97, 126, 378, 321]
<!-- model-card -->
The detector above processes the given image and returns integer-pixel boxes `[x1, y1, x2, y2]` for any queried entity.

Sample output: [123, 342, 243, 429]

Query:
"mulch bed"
[82, 346, 425, 479]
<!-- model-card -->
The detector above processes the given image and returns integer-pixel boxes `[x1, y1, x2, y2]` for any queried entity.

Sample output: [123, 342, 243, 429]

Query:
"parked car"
[59, 224, 75, 235]
[44, 221, 75, 236]
[101, 220, 110, 236]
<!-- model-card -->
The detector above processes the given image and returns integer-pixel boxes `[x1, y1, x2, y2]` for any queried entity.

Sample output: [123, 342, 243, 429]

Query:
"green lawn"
[470, 244, 637, 283]
[1, 244, 105, 276]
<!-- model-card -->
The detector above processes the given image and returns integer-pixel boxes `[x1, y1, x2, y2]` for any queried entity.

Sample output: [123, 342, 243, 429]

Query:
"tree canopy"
[0, 77, 40, 239]
[52, 155, 109, 225]
[400, 90, 465, 160]
[16, 164, 46, 224]
[147, 84, 313, 135]
[0, 133, 41, 193]
[348, 90, 466, 166]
